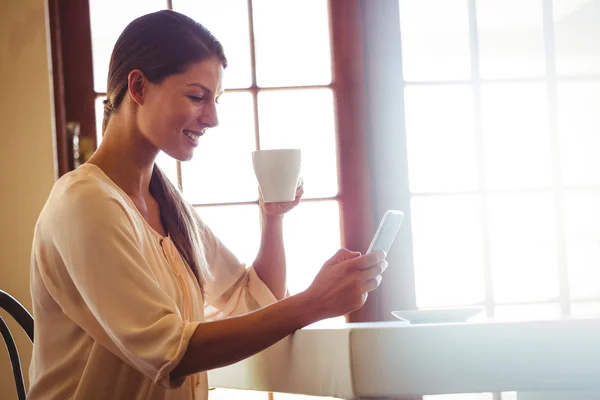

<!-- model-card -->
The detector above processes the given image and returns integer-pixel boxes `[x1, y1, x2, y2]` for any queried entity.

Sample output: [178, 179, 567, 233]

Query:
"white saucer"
[391, 307, 484, 324]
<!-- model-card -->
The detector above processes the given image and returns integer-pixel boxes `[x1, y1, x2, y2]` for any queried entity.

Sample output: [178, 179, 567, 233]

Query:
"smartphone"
[367, 210, 404, 256]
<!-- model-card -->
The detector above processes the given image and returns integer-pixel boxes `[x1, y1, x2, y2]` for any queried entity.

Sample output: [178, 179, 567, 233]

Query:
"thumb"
[323, 248, 361, 267]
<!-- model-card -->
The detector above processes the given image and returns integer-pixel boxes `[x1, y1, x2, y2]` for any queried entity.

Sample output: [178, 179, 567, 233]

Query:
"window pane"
[284, 201, 341, 295]
[571, 302, 600, 317]
[404, 85, 478, 193]
[554, 0, 600, 75]
[257, 89, 338, 199]
[477, 0, 545, 79]
[195, 204, 260, 266]
[557, 81, 600, 186]
[89, 0, 167, 93]
[488, 193, 559, 303]
[412, 195, 485, 307]
[399, 0, 471, 81]
[253, 0, 331, 87]
[481, 83, 552, 190]
[155, 152, 179, 188]
[182, 92, 257, 204]
[172, 0, 252, 89]
[564, 191, 600, 300]
[493, 303, 561, 320]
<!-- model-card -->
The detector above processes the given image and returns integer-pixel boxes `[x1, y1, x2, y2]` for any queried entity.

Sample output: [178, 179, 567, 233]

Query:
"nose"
[200, 99, 219, 129]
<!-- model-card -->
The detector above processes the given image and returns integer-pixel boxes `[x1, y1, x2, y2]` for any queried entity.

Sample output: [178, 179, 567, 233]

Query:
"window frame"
[387, 0, 600, 317]
[49, 0, 386, 322]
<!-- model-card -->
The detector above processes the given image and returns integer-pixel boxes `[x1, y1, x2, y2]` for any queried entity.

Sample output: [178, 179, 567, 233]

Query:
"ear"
[127, 69, 147, 106]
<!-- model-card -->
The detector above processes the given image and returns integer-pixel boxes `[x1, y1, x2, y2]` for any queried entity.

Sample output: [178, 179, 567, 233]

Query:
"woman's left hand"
[259, 178, 304, 217]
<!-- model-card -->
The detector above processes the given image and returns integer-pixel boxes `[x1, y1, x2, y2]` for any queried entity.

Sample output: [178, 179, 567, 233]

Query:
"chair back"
[0, 290, 34, 400]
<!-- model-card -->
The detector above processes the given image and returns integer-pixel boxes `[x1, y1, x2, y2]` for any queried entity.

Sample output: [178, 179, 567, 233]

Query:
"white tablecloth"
[208, 318, 600, 399]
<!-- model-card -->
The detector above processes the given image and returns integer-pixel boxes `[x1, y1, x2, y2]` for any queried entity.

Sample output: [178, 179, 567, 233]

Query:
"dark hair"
[102, 10, 228, 287]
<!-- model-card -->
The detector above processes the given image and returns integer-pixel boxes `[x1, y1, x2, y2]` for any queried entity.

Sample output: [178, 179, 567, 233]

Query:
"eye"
[188, 95, 204, 103]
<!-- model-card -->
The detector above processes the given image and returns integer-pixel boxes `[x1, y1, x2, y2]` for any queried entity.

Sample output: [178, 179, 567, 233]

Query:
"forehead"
[166, 57, 224, 92]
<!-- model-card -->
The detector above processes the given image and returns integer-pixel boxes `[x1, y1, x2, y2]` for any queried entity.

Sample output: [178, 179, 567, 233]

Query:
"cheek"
[140, 99, 193, 137]
[162, 110, 188, 132]
[163, 99, 199, 128]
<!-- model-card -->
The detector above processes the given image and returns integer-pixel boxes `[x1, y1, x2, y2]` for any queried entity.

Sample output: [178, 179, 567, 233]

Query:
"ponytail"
[149, 166, 209, 289]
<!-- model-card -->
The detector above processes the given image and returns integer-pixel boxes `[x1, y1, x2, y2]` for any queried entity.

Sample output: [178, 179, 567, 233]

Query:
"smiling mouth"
[183, 129, 204, 143]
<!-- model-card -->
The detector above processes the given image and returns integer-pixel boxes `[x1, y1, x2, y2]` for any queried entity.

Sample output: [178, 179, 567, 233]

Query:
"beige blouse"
[29, 163, 277, 400]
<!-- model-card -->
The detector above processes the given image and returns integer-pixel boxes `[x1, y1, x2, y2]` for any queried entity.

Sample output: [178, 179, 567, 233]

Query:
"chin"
[176, 151, 195, 162]
[162, 148, 195, 163]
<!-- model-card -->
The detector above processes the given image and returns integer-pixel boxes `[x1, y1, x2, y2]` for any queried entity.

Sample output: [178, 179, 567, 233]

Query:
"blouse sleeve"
[197, 218, 279, 321]
[33, 177, 199, 388]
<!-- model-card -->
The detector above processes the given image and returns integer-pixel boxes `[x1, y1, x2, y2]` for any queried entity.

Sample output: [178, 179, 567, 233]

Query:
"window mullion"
[468, 0, 495, 319]
[246, 0, 262, 153]
[542, 0, 571, 316]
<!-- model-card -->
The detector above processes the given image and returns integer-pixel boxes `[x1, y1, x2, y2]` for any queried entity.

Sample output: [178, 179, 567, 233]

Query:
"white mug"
[252, 149, 301, 202]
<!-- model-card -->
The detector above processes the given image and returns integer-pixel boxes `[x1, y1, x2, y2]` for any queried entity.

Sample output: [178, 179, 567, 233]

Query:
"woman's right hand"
[172, 248, 387, 379]
[302, 249, 388, 320]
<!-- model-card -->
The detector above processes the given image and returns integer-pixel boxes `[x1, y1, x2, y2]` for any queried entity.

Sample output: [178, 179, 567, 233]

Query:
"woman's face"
[136, 57, 224, 161]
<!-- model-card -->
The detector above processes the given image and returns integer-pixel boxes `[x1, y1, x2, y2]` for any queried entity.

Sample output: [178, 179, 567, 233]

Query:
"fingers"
[291, 196, 301, 207]
[343, 250, 386, 270]
[360, 260, 388, 280]
[258, 186, 264, 200]
[295, 183, 304, 199]
[364, 275, 383, 292]
[359, 260, 386, 293]
[338, 259, 385, 301]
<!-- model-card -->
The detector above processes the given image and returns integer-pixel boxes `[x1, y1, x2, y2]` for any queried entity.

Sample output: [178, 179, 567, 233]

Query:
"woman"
[29, 10, 386, 400]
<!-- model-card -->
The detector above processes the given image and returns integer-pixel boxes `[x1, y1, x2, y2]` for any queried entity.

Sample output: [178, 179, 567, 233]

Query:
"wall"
[0, 0, 57, 398]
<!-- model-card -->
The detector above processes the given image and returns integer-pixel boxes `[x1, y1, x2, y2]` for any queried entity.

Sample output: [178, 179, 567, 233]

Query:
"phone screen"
[367, 210, 404, 255]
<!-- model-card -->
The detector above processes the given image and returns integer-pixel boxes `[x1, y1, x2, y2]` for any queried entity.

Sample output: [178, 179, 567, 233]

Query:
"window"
[397, 0, 600, 319]
[390, 1, 600, 399]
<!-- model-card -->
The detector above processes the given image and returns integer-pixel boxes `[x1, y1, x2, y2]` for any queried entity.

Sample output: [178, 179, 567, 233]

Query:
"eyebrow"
[186, 83, 223, 96]
[186, 83, 212, 93]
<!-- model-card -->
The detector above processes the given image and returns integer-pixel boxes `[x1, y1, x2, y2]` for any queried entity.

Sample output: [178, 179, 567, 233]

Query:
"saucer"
[391, 307, 484, 324]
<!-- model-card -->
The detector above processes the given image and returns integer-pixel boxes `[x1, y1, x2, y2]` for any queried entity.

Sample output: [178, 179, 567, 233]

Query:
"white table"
[207, 317, 600, 399]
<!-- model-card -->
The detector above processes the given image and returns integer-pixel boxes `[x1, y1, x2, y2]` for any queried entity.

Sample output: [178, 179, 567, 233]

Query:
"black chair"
[0, 290, 34, 400]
